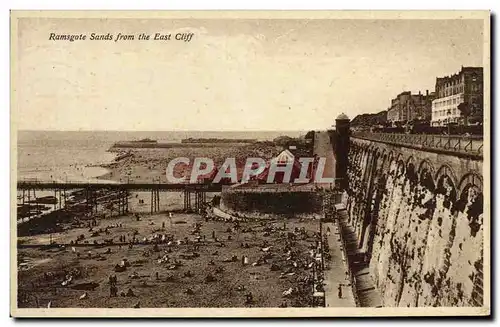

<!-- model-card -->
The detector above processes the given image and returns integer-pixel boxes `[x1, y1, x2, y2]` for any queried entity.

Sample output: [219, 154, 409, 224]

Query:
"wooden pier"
[17, 181, 222, 219]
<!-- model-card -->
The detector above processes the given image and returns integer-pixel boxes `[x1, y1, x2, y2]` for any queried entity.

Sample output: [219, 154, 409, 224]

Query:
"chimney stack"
[426, 89, 429, 96]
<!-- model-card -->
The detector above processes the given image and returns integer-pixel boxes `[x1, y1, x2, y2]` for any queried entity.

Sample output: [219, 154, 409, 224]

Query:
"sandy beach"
[99, 142, 280, 184]
[18, 210, 324, 308]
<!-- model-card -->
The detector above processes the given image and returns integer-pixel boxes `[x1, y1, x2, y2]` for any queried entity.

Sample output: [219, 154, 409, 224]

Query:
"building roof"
[271, 149, 295, 164]
[435, 66, 483, 84]
[254, 149, 304, 183]
[336, 113, 350, 120]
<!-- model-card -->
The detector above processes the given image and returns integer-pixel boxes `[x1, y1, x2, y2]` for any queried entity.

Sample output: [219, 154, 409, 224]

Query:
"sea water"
[17, 130, 305, 183]
[16, 130, 304, 222]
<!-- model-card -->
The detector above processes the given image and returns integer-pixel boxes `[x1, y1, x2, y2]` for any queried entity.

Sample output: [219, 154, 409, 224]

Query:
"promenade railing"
[352, 132, 483, 156]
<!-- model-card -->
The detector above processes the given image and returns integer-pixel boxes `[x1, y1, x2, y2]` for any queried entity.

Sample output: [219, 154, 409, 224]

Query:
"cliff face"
[346, 139, 484, 307]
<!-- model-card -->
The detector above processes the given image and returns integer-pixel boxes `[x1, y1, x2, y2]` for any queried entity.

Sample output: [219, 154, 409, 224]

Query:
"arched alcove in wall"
[456, 172, 483, 237]
[434, 164, 459, 191]
[458, 172, 483, 196]
[405, 156, 418, 185]
[435, 164, 458, 210]
[395, 153, 406, 178]
[418, 159, 436, 191]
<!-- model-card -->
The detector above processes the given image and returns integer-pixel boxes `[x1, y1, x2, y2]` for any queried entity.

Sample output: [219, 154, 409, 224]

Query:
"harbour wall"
[220, 189, 322, 218]
[346, 137, 484, 307]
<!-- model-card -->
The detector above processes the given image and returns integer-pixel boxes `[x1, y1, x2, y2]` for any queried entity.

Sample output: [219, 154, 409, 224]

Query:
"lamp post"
[447, 109, 452, 135]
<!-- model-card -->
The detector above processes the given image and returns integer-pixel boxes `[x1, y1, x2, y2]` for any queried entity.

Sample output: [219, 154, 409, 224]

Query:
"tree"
[469, 97, 484, 125]
[305, 131, 315, 140]
[273, 136, 294, 147]
[457, 102, 471, 125]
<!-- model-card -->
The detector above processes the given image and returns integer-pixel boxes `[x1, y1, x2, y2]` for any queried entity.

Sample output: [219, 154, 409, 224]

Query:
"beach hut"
[256, 149, 304, 184]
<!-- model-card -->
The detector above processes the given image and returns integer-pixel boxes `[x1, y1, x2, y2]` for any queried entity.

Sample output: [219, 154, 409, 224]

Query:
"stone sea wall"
[346, 138, 484, 307]
[220, 190, 322, 216]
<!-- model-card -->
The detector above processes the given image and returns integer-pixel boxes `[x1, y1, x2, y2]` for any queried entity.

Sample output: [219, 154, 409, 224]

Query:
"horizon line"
[17, 129, 315, 133]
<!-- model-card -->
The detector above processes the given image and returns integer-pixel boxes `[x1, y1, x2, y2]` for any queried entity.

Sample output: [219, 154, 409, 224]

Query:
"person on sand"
[110, 284, 118, 297]
[245, 292, 253, 304]
[338, 284, 342, 299]
[126, 288, 136, 297]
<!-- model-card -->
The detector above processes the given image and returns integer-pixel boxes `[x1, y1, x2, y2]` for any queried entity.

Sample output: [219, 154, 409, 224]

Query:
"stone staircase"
[336, 204, 383, 307]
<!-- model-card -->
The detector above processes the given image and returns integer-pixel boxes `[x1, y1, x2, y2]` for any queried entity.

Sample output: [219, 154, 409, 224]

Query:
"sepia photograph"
[10, 10, 490, 317]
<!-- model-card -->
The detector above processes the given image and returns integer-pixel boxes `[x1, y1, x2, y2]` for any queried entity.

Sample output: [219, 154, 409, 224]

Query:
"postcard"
[10, 10, 490, 318]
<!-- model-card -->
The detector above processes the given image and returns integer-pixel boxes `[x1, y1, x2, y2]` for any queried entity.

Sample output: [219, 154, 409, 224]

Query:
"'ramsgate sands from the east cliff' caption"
[48, 32, 195, 42]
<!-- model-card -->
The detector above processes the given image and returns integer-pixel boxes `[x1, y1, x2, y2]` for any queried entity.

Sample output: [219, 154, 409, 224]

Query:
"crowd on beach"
[19, 199, 336, 308]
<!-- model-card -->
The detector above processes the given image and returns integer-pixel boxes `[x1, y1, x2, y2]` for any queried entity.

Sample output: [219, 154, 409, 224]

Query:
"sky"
[14, 17, 485, 131]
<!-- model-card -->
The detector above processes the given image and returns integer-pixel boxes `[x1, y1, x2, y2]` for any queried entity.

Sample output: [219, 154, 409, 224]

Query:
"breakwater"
[110, 141, 256, 149]
[345, 137, 484, 307]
